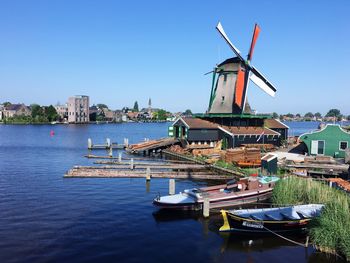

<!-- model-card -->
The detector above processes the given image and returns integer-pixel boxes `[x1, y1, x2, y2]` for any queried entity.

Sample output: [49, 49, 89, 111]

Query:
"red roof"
[220, 126, 280, 136]
[264, 119, 289, 129]
[175, 117, 219, 129]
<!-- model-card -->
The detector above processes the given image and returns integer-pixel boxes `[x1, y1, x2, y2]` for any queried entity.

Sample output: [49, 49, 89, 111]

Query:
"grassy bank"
[272, 176, 350, 260]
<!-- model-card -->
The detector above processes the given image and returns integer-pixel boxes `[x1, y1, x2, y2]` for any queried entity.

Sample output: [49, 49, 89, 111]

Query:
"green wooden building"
[299, 124, 350, 158]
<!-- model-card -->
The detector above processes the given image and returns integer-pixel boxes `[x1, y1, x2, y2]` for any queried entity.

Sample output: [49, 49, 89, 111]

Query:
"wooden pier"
[163, 149, 245, 177]
[64, 165, 236, 180]
[88, 138, 127, 150]
[126, 138, 180, 154]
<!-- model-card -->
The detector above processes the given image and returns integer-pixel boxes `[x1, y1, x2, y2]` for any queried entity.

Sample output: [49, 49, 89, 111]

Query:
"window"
[339, 141, 348, 150]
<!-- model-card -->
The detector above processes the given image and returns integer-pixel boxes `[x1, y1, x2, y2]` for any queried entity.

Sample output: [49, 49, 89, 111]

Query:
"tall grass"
[272, 176, 350, 261]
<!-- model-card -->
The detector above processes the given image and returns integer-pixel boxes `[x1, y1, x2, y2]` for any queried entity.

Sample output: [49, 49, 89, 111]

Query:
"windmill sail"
[216, 22, 245, 62]
[208, 22, 277, 114]
[250, 67, 276, 97]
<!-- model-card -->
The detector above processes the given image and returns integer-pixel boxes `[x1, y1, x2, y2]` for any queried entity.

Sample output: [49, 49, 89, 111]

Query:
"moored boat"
[219, 204, 324, 233]
[153, 176, 279, 210]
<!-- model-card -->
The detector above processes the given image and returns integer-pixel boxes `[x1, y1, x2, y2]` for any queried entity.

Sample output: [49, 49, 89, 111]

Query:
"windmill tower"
[208, 22, 277, 115]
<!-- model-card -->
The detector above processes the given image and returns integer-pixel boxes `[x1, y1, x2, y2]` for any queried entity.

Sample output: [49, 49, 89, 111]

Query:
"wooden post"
[130, 158, 134, 170]
[106, 138, 111, 149]
[305, 236, 310, 247]
[169, 179, 175, 195]
[124, 138, 129, 148]
[146, 167, 151, 181]
[203, 198, 210, 218]
[88, 138, 92, 149]
[109, 147, 113, 157]
[118, 153, 122, 162]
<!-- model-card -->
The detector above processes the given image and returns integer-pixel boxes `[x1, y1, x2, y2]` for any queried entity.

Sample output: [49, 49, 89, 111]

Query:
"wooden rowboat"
[219, 204, 324, 234]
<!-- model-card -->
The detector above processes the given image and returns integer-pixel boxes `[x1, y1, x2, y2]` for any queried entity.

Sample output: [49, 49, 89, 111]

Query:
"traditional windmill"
[208, 22, 277, 115]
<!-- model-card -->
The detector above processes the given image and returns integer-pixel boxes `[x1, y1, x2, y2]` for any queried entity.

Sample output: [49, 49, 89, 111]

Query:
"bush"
[272, 177, 350, 260]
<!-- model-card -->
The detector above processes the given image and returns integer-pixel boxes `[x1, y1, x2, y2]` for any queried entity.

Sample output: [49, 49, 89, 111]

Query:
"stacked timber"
[242, 143, 275, 151]
[225, 148, 245, 163]
[225, 147, 261, 167]
[328, 178, 350, 192]
[304, 156, 337, 164]
[168, 145, 188, 154]
[127, 138, 179, 153]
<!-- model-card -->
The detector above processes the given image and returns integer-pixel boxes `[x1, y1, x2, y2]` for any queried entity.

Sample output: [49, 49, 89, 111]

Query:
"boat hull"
[220, 210, 311, 234]
[153, 190, 273, 210]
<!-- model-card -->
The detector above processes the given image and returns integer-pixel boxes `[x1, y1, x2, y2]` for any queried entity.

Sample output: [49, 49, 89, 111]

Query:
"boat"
[153, 176, 280, 210]
[219, 204, 324, 233]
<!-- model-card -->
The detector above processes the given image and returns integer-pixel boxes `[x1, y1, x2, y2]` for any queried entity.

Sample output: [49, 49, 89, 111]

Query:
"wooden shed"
[299, 124, 350, 158]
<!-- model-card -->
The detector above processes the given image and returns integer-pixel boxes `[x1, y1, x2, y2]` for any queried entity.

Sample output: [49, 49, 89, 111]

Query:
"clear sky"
[0, 0, 349, 115]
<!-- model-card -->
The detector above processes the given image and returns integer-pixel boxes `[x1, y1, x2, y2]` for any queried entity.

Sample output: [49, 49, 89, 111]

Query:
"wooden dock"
[87, 138, 127, 150]
[64, 166, 236, 180]
[126, 138, 180, 154]
[163, 149, 245, 177]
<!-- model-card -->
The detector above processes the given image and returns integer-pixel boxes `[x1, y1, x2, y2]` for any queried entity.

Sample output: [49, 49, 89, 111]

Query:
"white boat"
[153, 176, 280, 210]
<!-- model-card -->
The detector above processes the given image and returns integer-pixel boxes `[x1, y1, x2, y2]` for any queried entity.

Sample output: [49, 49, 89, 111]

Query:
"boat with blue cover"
[219, 204, 324, 233]
[153, 176, 280, 210]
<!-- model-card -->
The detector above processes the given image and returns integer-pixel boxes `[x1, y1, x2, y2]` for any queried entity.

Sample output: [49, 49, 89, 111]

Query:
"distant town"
[0, 95, 349, 124]
[0, 95, 189, 124]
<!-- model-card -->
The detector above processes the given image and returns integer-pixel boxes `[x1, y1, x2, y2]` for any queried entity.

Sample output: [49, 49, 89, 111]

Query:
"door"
[311, 140, 325, 155]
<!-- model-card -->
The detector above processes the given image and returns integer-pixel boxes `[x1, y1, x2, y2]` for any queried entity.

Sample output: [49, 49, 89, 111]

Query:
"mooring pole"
[203, 198, 210, 218]
[118, 153, 122, 162]
[109, 147, 113, 157]
[106, 138, 111, 149]
[169, 179, 175, 195]
[130, 158, 134, 170]
[146, 167, 151, 181]
[88, 138, 92, 150]
[124, 138, 129, 148]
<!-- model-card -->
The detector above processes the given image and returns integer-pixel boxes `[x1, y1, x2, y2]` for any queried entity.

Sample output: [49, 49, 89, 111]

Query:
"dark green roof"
[193, 113, 272, 119]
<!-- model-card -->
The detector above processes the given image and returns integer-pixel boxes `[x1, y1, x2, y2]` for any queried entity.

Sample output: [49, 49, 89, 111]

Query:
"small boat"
[219, 204, 324, 233]
[153, 176, 280, 210]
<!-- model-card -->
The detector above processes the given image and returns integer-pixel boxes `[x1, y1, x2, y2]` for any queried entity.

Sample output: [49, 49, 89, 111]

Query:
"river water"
[0, 122, 345, 263]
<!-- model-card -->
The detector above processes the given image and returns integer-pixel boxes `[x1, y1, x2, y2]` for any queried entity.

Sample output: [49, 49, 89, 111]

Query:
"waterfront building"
[54, 104, 68, 120]
[67, 95, 89, 123]
[299, 124, 350, 158]
[3, 104, 31, 119]
[171, 117, 282, 149]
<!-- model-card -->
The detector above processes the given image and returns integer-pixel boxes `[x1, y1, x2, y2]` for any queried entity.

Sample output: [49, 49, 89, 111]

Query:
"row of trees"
[274, 109, 350, 121]
[4, 103, 59, 123]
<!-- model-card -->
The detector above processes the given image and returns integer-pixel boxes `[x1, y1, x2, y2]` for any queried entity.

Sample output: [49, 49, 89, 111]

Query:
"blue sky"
[0, 0, 349, 115]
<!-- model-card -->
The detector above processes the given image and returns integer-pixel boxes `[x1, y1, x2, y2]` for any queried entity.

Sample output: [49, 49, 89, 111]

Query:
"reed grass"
[272, 176, 350, 261]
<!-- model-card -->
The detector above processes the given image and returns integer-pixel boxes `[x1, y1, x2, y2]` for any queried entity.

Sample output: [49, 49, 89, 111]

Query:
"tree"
[45, 105, 58, 122]
[155, 109, 167, 120]
[296, 113, 301, 118]
[347, 115, 350, 121]
[31, 104, 43, 118]
[184, 109, 193, 116]
[326, 109, 342, 121]
[304, 112, 314, 118]
[133, 101, 139, 112]
[326, 109, 341, 117]
[3, 102, 11, 107]
[286, 113, 294, 118]
[97, 104, 108, 109]
[314, 112, 322, 119]
[272, 112, 279, 119]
